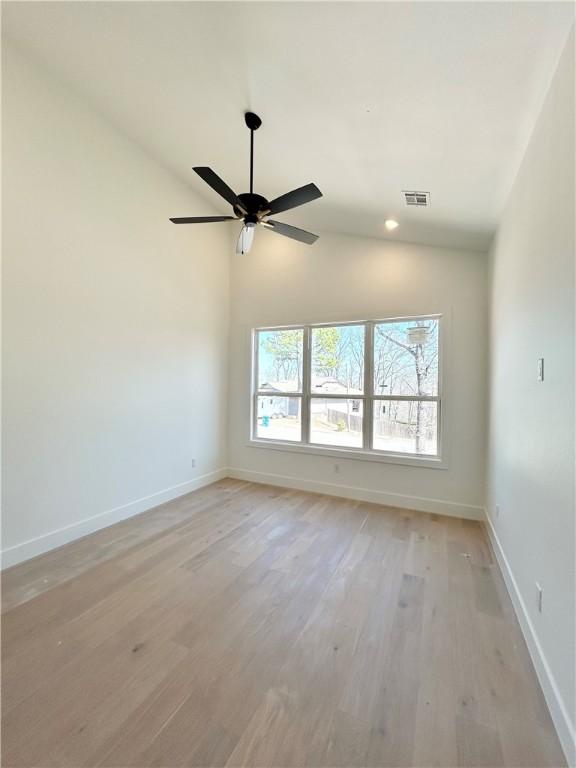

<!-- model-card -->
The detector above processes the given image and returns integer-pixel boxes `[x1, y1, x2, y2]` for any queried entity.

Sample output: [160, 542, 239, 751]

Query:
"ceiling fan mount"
[244, 111, 262, 131]
[170, 111, 322, 253]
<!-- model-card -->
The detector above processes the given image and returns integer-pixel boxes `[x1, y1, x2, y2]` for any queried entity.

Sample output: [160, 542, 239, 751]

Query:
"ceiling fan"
[170, 112, 322, 254]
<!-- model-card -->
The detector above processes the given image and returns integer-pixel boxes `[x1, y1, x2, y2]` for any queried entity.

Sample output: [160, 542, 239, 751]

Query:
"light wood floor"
[1, 479, 565, 767]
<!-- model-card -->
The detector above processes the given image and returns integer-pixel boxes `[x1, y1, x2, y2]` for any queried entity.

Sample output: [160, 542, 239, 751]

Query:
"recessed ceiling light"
[385, 219, 399, 231]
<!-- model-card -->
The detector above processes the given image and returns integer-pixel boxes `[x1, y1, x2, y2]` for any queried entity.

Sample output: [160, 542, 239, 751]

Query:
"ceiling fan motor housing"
[234, 193, 269, 221]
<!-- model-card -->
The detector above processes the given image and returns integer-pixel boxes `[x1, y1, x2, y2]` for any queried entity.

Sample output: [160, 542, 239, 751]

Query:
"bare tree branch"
[377, 330, 416, 357]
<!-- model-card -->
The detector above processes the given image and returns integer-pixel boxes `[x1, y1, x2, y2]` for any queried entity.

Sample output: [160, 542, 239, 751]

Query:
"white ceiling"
[3, 1, 574, 250]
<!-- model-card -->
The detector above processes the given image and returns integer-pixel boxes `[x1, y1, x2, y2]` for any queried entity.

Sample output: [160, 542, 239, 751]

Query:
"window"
[252, 316, 441, 460]
[372, 318, 439, 455]
[255, 328, 303, 442]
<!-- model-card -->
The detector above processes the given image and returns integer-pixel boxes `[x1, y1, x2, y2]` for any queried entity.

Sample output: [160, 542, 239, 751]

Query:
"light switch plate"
[537, 358, 544, 382]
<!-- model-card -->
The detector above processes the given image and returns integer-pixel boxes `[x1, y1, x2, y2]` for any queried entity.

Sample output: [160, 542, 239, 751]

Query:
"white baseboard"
[486, 515, 575, 767]
[227, 467, 484, 520]
[1, 468, 228, 570]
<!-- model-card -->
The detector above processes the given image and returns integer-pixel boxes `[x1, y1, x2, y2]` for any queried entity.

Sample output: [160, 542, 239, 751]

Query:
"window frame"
[250, 315, 445, 468]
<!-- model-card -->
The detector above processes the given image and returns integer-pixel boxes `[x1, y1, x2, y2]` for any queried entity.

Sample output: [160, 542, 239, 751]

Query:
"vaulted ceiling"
[3, 1, 574, 250]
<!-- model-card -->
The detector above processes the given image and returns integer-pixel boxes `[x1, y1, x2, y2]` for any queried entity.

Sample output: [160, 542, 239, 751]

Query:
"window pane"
[374, 318, 439, 396]
[310, 398, 363, 448]
[311, 325, 364, 395]
[372, 400, 438, 455]
[256, 396, 301, 441]
[257, 329, 303, 393]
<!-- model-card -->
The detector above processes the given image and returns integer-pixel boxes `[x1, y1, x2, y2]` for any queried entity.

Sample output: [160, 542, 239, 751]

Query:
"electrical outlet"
[191, 458, 196, 469]
[536, 582, 543, 613]
[537, 358, 544, 382]
[334, 464, 340, 474]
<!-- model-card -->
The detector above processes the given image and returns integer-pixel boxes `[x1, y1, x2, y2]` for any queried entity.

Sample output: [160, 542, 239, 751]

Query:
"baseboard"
[227, 467, 484, 520]
[1, 468, 228, 570]
[485, 515, 576, 767]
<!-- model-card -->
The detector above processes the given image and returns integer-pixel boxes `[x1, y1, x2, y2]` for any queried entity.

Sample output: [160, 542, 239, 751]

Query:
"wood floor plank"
[455, 714, 505, 768]
[92, 651, 219, 767]
[1, 481, 566, 768]
[0, 479, 249, 613]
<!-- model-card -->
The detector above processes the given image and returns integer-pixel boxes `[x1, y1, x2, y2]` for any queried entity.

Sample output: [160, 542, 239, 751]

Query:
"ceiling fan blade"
[170, 216, 235, 224]
[193, 167, 247, 213]
[265, 220, 319, 245]
[265, 183, 322, 216]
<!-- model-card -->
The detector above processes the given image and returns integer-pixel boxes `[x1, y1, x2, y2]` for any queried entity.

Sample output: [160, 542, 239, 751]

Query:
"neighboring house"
[309, 378, 363, 432]
[311, 377, 362, 397]
[258, 377, 363, 422]
[311, 378, 362, 418]
[258, 382, 299, 419]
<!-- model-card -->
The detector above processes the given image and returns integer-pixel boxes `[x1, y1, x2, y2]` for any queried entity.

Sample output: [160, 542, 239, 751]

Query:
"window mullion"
[363, 322, 374, 451]
[372, 395, 439, 402]
[252, 330, 258, 440]
[256, 391, 303, 398]
[302, 326, 311, 444]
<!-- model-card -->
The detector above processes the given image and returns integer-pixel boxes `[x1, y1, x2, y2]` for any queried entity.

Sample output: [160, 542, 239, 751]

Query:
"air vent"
[403, 191, 430, 207]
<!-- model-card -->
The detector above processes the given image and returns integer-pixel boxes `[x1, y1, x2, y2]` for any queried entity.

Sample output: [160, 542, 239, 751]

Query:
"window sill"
[246, 439, 448, 469]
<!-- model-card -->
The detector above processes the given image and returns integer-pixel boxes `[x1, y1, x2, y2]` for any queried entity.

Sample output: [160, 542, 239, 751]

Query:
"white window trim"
[249, 314, 448, 470]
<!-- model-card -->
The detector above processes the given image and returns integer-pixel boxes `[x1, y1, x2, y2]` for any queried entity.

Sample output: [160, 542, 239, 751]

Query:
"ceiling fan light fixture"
[236, 225, 255, 255]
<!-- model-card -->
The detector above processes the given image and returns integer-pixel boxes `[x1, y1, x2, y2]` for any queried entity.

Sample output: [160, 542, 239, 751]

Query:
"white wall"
[1, 41, 230, 566]
[486, 29, 575, 762]
[228, 230, 487, 519]
[2, 20, 573, 761]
